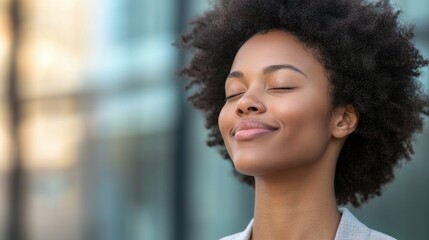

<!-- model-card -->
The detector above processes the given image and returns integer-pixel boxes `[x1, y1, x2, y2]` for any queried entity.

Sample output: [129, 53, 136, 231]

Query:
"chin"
[231, 150, 319, 177]
[231, 152, 287, 176]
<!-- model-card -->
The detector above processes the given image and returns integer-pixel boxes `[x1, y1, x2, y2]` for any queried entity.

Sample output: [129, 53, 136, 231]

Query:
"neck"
[251, 155, 341, 240]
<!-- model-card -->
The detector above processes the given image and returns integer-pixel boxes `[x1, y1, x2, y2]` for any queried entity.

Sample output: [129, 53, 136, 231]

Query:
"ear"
[332, 105, 359, 139]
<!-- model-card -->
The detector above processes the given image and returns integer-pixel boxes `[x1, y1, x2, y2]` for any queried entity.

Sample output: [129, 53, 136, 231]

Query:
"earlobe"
[332, 105, 359, 139]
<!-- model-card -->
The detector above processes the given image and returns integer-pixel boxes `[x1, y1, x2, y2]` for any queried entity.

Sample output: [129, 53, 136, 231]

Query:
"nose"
[235, 91, 266, 116]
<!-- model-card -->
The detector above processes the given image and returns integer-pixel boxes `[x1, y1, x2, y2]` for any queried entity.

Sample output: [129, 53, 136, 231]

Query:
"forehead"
[231, 30, 325, 76]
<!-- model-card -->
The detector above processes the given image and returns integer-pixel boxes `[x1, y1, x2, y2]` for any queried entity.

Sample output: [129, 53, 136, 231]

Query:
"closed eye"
[269, 87, 296, 90]
[225, 92, 244, 101]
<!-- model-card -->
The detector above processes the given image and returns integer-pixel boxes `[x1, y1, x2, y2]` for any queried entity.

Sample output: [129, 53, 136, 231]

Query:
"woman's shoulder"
[219, 208, 396, 240]
[336, 208, 396, 240]
[219, 219, 253, 240]
[219, 232, 244, 240]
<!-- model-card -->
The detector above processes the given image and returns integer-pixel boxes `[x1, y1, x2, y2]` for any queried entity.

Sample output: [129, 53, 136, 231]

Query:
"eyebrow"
[227, 64, 308, 79]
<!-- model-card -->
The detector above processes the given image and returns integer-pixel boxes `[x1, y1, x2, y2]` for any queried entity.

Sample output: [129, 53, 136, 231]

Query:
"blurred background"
[0, 0, 428, 239]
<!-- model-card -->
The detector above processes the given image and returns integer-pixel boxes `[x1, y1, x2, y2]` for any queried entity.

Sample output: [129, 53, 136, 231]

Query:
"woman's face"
[218, 30, 336, 177]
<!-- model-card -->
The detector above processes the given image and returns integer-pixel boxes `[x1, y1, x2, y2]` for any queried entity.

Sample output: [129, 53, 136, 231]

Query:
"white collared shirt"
[219, 208, 396, 240]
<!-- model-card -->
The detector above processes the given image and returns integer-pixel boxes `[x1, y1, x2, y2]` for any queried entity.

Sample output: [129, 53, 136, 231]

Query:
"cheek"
[275, 93, 332, 155]
[275, 97, 324, 127]
[218, 105, 233, 144]
[284, 88, 331, 127]
[218, 105, 237, 160]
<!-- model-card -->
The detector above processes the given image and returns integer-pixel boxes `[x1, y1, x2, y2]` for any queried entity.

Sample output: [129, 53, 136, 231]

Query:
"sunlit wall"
[0, 0, 428, 240]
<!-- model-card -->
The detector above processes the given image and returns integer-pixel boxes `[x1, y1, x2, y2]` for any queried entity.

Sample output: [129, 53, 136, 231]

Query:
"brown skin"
[218, 30, 359, 239]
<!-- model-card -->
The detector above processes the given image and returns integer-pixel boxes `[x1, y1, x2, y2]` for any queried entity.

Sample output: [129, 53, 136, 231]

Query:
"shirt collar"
[228, 208, 370, 240]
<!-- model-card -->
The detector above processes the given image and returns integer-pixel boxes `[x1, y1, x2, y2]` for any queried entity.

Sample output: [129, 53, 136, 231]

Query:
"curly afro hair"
[176, 0, 429, 207]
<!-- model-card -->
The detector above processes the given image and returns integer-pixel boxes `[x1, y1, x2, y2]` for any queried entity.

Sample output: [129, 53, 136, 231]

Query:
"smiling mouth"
[233, 120, 278, 141]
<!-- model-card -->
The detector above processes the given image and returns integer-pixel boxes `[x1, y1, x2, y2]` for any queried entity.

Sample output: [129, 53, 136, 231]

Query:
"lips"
[233, 119, 278, 141]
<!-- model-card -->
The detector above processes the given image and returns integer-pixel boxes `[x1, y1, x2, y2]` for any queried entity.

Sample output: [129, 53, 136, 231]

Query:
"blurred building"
[0, 0, 428, 240]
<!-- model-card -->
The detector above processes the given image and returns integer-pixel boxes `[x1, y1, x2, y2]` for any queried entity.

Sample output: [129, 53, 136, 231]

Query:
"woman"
[177, 0, 428, 239]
